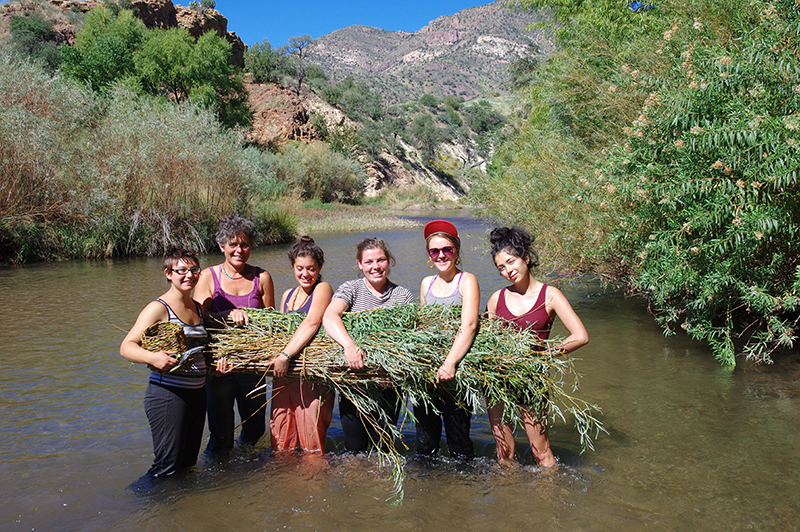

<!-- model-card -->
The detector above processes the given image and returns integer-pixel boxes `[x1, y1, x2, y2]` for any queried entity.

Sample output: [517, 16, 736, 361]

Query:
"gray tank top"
[424, 272, 463, 307]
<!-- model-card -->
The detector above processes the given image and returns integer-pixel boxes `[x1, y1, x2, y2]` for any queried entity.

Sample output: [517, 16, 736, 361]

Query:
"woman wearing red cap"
[486, 226, 588, 466]
[415, 220, 479, 460]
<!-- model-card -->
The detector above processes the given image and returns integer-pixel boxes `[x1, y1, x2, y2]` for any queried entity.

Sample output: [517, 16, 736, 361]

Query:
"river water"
[1, 213, 799, 531]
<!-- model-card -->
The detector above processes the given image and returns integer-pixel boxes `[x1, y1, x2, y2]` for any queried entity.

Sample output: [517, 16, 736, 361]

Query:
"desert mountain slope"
[307, 0, 552, 102]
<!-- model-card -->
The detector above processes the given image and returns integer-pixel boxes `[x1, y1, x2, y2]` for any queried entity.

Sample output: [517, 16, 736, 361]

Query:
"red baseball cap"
[424, 220, 459, 241]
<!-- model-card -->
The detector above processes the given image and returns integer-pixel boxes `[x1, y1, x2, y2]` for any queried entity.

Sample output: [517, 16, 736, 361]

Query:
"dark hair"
[426, 231, 462, 268]
[163, 248, 200, 273]
[288, 236, 325, 272]
[489, 227, 538, 270]
[356, 237, 396, 266]
[215, 214, 257, 247]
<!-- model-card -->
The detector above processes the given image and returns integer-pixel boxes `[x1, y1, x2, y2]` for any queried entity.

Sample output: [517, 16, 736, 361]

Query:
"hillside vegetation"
[474, 0, 800, 365]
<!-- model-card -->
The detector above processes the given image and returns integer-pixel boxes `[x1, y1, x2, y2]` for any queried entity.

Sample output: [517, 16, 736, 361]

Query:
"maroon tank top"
[210, 265, 265, 313]
[495, 283, 553, 340]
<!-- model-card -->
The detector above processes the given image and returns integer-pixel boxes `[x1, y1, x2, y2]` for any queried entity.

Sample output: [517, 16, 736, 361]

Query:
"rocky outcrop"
[244, 83, 319, 149]
[131, 0, 177, 29]
[174, 4, 226, 37]
[424, 30, 459, 46]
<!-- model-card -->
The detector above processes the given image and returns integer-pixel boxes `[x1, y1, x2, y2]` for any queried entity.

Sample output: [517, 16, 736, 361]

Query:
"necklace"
[221, 263, 246, 280]
[289, 286, 311, 311]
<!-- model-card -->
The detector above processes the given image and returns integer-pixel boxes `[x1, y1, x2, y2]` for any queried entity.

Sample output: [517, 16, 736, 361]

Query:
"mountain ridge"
[307, 0, 552, 103]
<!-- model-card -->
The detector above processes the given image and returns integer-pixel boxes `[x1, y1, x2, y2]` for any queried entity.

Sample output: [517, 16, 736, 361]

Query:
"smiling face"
[427, 235, 458, 275]
[166, 258, 201, 292]
[357, 247, 390, 288]
[494, 249, 530, 285]
[293, 255, 321, 290]
[220, 234, 252, 268]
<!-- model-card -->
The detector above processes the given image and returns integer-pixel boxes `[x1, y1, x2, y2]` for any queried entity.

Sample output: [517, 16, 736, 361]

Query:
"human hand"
[436, 363, 456, 382]
[228, 309, 250, 326]
[149, 351, 178, 372]
[215, 357, 234, 375]
[273, 353, 290, 378]
[344, 345, 365, 370]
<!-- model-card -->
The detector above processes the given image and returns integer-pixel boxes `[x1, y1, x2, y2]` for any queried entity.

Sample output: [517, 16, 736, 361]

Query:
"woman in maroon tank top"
[486, 227, 588, 467]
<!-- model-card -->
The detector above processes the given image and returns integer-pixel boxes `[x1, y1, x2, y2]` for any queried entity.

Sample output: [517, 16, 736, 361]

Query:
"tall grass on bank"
[0, 51, 296, 263]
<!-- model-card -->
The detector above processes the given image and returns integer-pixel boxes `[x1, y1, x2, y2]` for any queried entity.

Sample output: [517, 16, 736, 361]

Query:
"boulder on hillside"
[244, 82, 319, 150]
[174, 4, 225, 37]
[131, 0, 177, 29]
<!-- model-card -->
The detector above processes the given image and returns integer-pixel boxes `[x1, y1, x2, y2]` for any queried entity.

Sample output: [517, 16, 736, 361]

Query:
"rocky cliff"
[0, 0, 245, 65]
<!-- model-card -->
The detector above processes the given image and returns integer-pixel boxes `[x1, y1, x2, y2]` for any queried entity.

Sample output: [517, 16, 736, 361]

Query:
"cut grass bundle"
[202, 304, 605, 499]
[141, 321, 197, 373]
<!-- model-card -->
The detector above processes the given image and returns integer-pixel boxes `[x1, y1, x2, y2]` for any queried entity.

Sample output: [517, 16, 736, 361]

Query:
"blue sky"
[214, 0, 492, 47]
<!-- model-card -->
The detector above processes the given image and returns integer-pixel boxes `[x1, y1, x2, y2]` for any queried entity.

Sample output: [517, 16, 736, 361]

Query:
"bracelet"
[281, 351, 293, 360]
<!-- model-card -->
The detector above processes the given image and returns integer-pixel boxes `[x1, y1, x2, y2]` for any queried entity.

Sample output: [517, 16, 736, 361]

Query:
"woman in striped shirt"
[323, 237, 414, 452]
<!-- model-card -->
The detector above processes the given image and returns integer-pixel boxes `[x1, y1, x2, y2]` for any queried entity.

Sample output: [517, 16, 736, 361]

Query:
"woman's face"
[494, 250, 530, 284]
[357, 247, 390, 287]
[220, 234, 252, 266]
[427, 235, 457, 275]
[166, 259, 201, 291]
[293, 255, 321, 290]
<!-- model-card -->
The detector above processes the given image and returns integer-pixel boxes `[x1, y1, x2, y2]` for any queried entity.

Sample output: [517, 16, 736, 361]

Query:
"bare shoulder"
[314, 281, 334, 299]
[486, 288, 502, 315]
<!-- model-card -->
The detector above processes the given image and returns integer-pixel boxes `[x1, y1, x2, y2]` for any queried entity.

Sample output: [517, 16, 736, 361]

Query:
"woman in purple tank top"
[270, 236, 334, 453]
[194, 215, 275, 453]
[486, 227, 588, 467]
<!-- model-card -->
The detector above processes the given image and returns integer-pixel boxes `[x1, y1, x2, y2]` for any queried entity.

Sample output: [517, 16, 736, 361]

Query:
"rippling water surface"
[1, 212, 799, 531]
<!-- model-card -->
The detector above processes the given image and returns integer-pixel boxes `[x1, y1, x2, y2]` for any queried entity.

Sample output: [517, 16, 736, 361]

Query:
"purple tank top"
[210, 265, 265, 313]
[495, 283, 553, 340]
[282, 285, 315, 314]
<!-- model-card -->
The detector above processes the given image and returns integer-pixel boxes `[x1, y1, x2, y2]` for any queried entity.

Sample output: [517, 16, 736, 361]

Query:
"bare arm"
[322, 298, 365, 369]
[486, 289, 501, 318]
[273, 283, 333, 377]
[419, 276, 434, 306]
[194, 267, 215, 314]
[259, 269, 275, 310]
[119, 301, 177, 371]
[437, 273, 480, 381]
[547, 286, 589, 354]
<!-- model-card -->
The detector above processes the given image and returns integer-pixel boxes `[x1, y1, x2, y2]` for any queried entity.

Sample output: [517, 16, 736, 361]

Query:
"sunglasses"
[171, 267, 202, 275]
[427, 246, 455, 259]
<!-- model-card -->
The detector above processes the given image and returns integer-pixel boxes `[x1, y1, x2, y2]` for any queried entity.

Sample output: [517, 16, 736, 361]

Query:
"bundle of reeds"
[137, 305, 603, 497]
[205, 304, 604, 498]
[141, 321, 196, 373]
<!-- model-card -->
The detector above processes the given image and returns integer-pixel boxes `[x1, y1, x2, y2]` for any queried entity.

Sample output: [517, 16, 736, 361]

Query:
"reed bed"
[200, 304, 604, 498]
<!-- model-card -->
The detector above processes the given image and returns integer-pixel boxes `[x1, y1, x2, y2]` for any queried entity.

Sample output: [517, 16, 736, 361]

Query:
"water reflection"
[1, 212, 799, 530]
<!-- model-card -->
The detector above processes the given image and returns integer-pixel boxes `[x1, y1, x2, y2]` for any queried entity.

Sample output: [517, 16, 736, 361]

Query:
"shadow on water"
[1, 211, 799, 531]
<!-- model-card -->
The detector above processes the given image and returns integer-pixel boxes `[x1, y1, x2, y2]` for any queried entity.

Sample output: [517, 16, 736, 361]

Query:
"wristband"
[281, 351, 293, 360]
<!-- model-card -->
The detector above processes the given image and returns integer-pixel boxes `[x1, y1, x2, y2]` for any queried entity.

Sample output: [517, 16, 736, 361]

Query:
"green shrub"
[8, 12, 61, 73]
[277, 142, 366, 204]
[592, 1, 800, 365]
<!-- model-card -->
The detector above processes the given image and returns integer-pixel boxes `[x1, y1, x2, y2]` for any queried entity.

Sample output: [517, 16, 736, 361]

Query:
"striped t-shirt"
[333, 278, 414, 312]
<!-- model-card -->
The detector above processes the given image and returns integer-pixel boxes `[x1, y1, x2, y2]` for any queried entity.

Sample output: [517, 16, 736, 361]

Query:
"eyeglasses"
[171, 267, 201, 275]
[427, 246, 455, 259]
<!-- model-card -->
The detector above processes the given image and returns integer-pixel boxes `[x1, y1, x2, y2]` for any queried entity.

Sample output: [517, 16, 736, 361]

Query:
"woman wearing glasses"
[195, 215, 275, 454]
[120, 249, 208, 478]
[415, 220, 479, 460]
